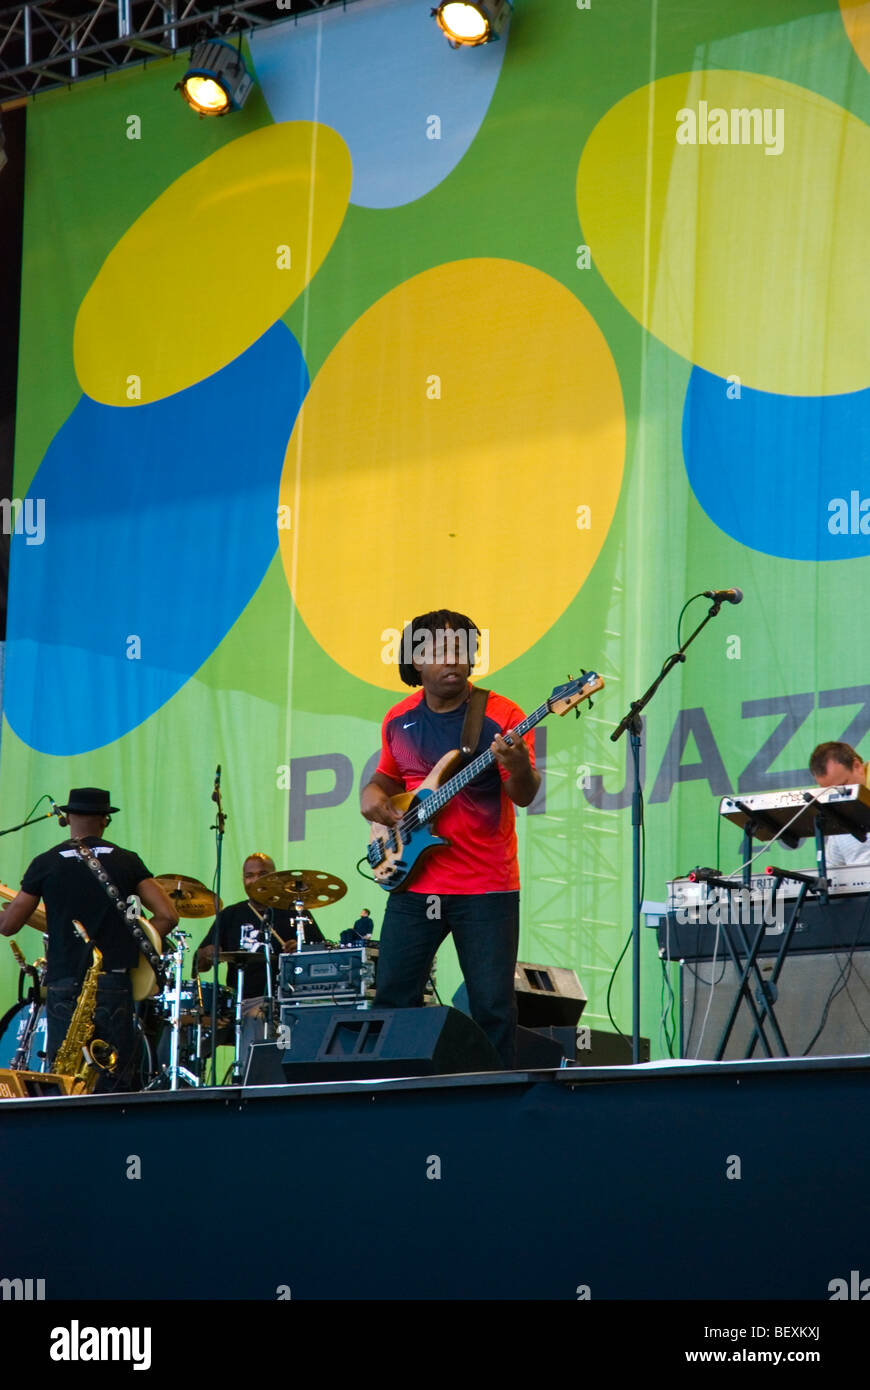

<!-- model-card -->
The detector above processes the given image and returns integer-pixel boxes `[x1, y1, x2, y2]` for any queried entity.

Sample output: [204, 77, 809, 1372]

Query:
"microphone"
[212, 765, 221, 803]
[49, 798, 68, 828]
[703, 587, 743, 605]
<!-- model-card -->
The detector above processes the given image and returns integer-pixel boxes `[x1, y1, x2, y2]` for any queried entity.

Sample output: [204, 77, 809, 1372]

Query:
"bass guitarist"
[0, 787, 178, 1091]
[361, 610, 539, 1068]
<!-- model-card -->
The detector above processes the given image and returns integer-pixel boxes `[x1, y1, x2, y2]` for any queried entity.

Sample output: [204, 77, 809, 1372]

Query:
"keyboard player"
[809, 741, 870, 866]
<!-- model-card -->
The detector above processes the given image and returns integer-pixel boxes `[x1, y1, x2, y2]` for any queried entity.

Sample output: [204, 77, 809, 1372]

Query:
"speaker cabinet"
[681, 950, 870, 1060]
[513, 962, 587, 1027]
[518, 1026, 650, 1066]
[244, 1005, 502, 1084]
[453, 965, 587, 1029]
[514, 1026, 566, 1068]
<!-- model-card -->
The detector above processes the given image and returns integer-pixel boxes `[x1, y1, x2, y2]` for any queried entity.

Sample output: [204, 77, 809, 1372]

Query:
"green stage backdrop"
[4, 0, 870, 1057]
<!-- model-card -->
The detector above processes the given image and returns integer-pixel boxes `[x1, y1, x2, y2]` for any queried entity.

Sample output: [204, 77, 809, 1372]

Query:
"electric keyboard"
[720, 783, 870, 842]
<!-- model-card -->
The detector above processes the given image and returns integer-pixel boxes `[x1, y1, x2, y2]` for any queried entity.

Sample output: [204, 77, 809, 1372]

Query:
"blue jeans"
[374, 891, 520, 1068]
[47, 973, 137, 1093]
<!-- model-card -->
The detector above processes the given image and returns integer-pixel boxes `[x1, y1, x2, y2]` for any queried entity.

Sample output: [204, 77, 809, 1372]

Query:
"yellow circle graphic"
[840, 0, 870, 75]
[280, 259, 625, 690]
[578, 71, 870, 396]
[74, 122, 351, 406]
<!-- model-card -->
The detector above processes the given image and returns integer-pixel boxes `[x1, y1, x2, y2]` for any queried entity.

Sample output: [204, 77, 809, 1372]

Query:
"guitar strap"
[70, 839, 166, 987]
[459, 685, 489, 761]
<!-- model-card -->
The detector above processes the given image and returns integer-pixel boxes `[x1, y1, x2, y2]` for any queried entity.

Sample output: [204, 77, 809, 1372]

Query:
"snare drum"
[197, 982, 234, 1028]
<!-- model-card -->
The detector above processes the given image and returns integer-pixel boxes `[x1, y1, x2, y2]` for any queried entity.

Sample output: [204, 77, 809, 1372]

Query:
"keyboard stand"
[714, 817, 826, 1060]
[742, 821, 830, 1058]
[710, 817, 794, 1059]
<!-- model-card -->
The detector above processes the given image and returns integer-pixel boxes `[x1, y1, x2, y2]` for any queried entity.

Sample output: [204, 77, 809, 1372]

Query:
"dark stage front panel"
[0, 1059, 868, 1301]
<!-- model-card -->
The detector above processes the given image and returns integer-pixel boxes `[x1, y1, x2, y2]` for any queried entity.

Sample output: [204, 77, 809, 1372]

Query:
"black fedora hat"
[59, 787, 120, 815]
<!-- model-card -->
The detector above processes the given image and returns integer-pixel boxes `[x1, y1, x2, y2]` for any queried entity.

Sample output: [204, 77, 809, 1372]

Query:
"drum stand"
[227, 925, 280, 1082]
[12, 990, 46, 1072]
[146, 930, 200, 1090]
[230, 963, 247, 1083]
[261, 907, 276, 1043]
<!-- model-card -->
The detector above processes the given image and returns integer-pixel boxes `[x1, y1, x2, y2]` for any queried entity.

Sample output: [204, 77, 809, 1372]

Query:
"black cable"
[605, 932, 631, 1036]
[25, 793, 52, 823]
[658, 953, 675, 1056]
[0, 999, 22, 1040]
[676, 593, 708, 650]
[801, 891, 870, 1055]
[682, 949, 727, 1056]
[606, 741, 647, 1039]
[841, 960, 870, 1035]
[356, 855, 377, 883]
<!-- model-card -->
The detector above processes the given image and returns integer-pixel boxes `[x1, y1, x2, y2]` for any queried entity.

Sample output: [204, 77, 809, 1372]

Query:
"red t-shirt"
[376, 685, 535, 894]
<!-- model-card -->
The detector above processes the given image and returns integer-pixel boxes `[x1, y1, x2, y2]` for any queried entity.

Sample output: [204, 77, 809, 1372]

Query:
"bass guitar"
[367, 670, 604, 892]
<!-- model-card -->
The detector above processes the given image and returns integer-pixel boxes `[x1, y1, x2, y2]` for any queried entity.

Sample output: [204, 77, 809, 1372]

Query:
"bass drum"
[0, 1001, 48, 1071]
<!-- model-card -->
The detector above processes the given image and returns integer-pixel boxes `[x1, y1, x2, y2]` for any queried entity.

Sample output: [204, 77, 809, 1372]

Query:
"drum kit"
[142, 867, 352, 1089]
[0, 867, 359, 1088]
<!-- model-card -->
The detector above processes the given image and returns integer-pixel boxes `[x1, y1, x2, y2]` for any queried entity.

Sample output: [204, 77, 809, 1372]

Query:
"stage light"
[432, 1, 511, 48]
[177, 39, 253, 116]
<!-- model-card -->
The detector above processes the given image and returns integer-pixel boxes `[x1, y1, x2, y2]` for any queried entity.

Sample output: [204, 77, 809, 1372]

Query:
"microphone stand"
[610, 595, 731, 1063]
[210, 767, 226, 1086]
[0, 803, 59, 837]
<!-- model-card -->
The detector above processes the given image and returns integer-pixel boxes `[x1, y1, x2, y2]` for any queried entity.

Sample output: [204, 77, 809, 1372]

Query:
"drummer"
[196, 853, 324, 1058]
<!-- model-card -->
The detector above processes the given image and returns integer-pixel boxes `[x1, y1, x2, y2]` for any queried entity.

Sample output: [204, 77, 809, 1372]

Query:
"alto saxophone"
[52, 920, 118, 1094]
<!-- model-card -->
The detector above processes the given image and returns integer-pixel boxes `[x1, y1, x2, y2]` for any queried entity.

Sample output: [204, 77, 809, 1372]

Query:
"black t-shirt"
[21, 836, 152, 983]
[198, 901, 325, 997]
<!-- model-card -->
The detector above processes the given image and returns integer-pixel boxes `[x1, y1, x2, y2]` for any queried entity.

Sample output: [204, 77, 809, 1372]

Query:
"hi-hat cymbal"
[249, 869, 347, 911]
[155, 875, 221, 918]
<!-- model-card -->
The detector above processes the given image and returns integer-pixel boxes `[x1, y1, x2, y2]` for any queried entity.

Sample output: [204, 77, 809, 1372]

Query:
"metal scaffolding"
[0, 1, 364, 106]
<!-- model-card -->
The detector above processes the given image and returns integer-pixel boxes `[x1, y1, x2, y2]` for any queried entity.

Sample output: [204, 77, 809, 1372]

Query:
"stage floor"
[1, 1055, 868, 1300]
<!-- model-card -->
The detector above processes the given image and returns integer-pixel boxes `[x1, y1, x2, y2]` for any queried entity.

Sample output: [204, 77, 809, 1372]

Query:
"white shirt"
[824, 830, 870, 867]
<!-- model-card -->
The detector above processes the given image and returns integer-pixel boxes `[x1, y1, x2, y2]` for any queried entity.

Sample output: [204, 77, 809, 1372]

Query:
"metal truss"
[0, 1, 367, 106]
[521, 561, 630, 1032]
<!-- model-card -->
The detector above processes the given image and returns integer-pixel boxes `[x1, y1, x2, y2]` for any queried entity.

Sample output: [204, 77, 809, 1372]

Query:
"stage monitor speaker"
[681, 950, 870, 1060]
[515, 1026, 566, 1068]
[244, 1005, 502, 1085]
[453, 963, 587, 1029]
[0, 1068, 73, 1098]
[569, 1027, 650, 1066]
[513, 961, 587, 1026]
[519, 1026, 650, 1066]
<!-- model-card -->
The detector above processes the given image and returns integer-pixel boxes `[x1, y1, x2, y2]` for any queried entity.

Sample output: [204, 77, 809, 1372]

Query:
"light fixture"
[432, 0, 511, 48]
[177, 38, 253, 116]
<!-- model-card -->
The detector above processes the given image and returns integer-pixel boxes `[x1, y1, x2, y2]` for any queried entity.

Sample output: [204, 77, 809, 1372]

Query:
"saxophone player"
[0, 788, 177, 1092]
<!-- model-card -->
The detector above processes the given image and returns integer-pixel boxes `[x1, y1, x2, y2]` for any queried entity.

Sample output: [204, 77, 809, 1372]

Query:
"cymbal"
[155, 875, 221, 918]
[249, 869, 347, 911]
[0, 881, 47, 933]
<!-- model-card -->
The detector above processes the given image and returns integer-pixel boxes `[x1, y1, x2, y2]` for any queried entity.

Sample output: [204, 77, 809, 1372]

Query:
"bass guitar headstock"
[547, 670, 604, 717]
